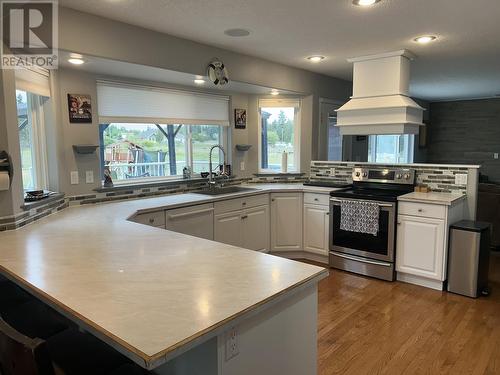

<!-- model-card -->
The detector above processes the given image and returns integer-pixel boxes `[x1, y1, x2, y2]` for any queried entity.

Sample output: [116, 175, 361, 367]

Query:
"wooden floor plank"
[312, 251, 500, 375]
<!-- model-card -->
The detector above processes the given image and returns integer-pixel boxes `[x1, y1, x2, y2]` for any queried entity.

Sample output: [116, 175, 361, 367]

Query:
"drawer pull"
[314, 198, 319, 201]
[241, 215, 248, 219]
[148, 218, 155, 224]
[418, 208, 424, 212]
[242, 202, 246, 205]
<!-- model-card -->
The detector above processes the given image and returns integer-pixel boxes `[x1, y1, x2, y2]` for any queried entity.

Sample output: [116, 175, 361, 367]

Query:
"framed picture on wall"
[234, 108, 246, 129]
[68, 94, 92, 123]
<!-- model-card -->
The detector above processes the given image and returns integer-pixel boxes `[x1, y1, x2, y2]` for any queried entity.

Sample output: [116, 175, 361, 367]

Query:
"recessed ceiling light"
[194, 79, 205, 85]
[413, 35, 437, 44]
[352, 0, 381, 6]
[224, 28, 251, 37]
[270, 90, 279, 96]
[307, 55, 325, 63]
[68, 58, 85, 65]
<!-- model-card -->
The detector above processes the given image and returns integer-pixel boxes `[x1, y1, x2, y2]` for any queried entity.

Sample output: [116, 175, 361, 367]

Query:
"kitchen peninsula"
[0, 186, 329, 374]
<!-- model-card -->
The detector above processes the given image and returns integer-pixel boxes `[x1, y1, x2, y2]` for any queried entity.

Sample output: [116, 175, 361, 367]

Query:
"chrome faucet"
[208, 144, 227, 187]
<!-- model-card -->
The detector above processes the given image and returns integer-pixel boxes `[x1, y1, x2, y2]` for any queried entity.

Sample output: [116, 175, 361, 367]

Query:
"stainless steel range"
[329, 167, 416, 281]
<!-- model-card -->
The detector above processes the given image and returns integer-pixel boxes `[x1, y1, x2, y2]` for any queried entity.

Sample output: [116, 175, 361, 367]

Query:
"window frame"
[16, 89, 49, 191]
[368, 134, 415, 164]
[258, 101, 301, 173]
[100, 123, 229, 185]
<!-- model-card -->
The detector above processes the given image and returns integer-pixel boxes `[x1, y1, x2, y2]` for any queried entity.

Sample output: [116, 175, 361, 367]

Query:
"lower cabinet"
[303, 204, 329, 256]
[270, 193, 303, 252]
[396, 215, 446, 280]
[214, 204, 270, 252]
[165, 203, 214, 240]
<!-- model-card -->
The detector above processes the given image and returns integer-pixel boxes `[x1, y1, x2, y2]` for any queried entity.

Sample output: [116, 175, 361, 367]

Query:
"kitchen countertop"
[398, 192, 467, 206]
[0, 183, 335, 369]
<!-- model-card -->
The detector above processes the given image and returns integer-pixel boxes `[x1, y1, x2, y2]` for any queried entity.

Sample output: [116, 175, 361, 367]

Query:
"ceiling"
[59, 0, 500, 101]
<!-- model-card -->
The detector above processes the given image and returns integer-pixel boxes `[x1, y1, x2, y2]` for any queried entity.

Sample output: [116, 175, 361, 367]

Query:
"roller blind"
[15, 67, 51, 97]
[258, 98, 301, 108]
[97, 81, 230, 126]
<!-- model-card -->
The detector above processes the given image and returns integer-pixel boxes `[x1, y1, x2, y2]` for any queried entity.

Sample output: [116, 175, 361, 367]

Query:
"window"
[97, 82, 229, 183]
[368, 135, 414, 164]
[15, 90, 49, 191]
[99, 123, 223, 182]
[259, 99, 300, 172]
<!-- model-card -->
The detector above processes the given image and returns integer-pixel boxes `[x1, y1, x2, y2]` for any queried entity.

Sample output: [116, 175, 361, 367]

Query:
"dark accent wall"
[427, 98, 500, 183]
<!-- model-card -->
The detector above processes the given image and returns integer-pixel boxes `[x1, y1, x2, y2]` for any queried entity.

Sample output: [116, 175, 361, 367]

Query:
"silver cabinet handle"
[330, 198, 393, 208]
[167, 208, 214, 220]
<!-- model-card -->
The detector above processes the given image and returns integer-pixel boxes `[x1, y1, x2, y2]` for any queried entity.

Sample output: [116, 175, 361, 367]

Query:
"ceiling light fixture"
[270, 89, 279, 96]
[352, 0, 381, 6]
[413, 35, 437, 44]
[224, 28, 251, 37]
[307, 55, 325, 63]
[194, 79, 205, 85]
[68, 58, 85, 65]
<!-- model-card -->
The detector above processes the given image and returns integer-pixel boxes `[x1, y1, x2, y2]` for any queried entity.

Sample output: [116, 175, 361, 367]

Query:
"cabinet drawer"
[214, 194, 269, 214]
[398, 201, 446, 219]
[303, 192, 329, 206]
[132, 210, 165, 227]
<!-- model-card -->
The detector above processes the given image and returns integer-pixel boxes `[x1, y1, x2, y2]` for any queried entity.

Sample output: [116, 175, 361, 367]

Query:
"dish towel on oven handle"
[340, 199, 380, 236]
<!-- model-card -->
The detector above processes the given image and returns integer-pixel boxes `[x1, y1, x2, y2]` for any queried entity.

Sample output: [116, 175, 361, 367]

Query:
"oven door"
[329, 198, 395, 263]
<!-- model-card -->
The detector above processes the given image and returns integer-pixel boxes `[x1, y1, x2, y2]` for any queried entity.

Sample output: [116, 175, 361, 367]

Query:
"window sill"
[21, 192, 65, 211]
[94, 176, 236, 193]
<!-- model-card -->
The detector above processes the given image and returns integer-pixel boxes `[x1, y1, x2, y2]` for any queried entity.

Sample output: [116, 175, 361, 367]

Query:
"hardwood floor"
[313, 252, 500, 375]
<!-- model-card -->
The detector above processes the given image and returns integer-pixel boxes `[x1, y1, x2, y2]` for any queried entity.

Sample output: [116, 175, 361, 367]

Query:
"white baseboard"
[270, 251, 329, 265]
[397, 272, 444, 291]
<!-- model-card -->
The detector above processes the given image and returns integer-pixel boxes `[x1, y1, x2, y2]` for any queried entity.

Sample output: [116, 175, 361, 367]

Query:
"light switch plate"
[455, 174, 468, 185]
[70, 171, 79, 185]
[85, 170, 94, 184]
[225, 327, 239, 361]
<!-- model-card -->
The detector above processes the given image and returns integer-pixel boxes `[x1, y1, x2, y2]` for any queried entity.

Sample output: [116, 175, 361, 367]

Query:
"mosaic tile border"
[310, 161, 471, 194]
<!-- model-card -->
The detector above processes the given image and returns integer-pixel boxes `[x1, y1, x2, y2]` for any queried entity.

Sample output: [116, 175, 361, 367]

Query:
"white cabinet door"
[214, 211, 244, 247]
[165, 203, 214, 240]
[270, 193, 303, 252]
[303, 204, 329, 256]
[396, 215, 446, 280]
[243, 205, 270, 252]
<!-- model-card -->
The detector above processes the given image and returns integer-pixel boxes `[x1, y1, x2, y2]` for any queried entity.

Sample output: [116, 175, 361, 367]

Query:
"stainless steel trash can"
[447, 220, 491, 298]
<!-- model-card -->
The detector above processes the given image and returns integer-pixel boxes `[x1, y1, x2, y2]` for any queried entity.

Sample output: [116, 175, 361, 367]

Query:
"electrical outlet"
[494, 153, 499, 160]
[85, 170, 94, 184]
[240, 161, 245, 171]
[330, 167, 336, 176]
[70, 171, 79, 185]
[455, 174, 468, 185]
[225, 327, 239, 361]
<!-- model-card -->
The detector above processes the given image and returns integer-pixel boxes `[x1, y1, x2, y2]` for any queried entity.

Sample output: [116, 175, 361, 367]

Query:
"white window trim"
[258, 100, 301, 173]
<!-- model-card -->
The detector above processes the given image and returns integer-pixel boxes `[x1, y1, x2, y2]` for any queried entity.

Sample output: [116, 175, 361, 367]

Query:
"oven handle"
[329, 198, 394, 208]
[331, 252, 392, 267]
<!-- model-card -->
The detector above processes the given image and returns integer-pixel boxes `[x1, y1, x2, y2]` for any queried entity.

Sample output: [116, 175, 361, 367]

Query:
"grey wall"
[427, 98, 500, 182]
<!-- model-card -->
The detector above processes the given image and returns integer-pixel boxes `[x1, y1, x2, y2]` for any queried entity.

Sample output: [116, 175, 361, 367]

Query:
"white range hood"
[336, 50, 424, 135]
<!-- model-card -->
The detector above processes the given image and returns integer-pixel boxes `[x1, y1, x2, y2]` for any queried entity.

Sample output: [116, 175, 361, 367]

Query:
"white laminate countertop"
[0, 183, 335, 369]
[398, 192, 467, 206]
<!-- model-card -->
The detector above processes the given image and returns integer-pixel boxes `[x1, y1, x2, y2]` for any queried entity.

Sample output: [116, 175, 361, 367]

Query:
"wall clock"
[207, 59, 229, 86]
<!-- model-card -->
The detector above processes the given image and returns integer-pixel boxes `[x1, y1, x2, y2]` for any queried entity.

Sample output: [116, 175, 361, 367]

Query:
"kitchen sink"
[193, 186, 259, 195]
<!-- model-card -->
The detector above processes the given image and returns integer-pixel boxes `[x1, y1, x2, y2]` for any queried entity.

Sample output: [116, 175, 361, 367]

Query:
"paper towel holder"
[0, 150, 13, 188]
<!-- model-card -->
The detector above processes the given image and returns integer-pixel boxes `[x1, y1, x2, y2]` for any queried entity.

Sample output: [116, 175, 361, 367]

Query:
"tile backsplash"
[310, 161, 472, 194]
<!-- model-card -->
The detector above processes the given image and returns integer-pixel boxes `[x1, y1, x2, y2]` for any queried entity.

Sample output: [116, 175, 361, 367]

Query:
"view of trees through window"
[100, 123, 221, 181]
[260, 107, 297, 171]
[16, 90, 36, 191]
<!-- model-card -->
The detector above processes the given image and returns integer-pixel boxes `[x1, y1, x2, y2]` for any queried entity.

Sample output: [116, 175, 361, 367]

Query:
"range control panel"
[352, 167, 416, 185]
